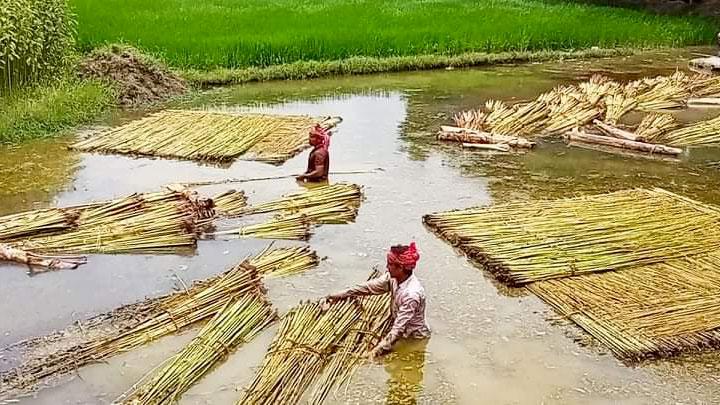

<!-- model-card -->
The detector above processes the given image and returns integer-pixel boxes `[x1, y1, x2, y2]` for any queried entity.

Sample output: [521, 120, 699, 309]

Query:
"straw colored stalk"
[688, 73, 720, 98]
[71, 110, 322, 163]
[423, 188, 720, 286]
[11, 190, 209, 255]
[212, 189, 248, 217]
[634, 114, 678, 143]
[0, 247, 318, 395]
[117, 292, 276, 405]
[212, 213, 312, 240]
[603, 94, 638, 125]
[240, 183, 363, 217]
[0, 208, 79, 242]
[529, 251, 720, 361]
[662, 114, 720, 146]
[630, 73, 690, 111]
[238, 277, 392, 405]
[308, 293, 392, 405]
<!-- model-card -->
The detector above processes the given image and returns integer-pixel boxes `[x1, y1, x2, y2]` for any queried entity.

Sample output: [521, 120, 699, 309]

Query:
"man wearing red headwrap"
[325, 242, 431, 358]
[296, 124, 331, 182]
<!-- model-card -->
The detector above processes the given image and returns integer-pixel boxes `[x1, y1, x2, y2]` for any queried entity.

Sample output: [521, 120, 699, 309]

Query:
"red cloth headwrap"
[310, 124, 330, 151]
[387, 242, 420, 269]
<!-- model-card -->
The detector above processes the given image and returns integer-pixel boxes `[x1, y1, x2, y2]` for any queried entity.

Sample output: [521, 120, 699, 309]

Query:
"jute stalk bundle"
[634, 114, 678, 142]
[71, 110, 337, 163]
[662, 114, 720, 146]
[603, 94, 638, 125]
[529, 251, 720, 361]
[423, 188, 720, 286]
[239, 183, 363, 217]
[244, 117, 342, 164]
[238, 275, 392, 405]
[308, 293, 392, 405]
[212, 190, 248, 217]
[117, 293, 276, 405]
[0, 247, 318, 396]
[0, 208, 78, 242]
[211, 213, 312, 240]
[448, 72, 720, 143]
[11, 190, 210, 255]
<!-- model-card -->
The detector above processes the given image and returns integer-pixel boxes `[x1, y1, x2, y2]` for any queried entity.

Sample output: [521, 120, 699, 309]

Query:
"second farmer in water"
[296, 124, 330, 182]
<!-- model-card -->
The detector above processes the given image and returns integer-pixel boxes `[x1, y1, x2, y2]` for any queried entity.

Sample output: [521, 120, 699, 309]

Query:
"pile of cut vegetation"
[78, 45, 187, 107]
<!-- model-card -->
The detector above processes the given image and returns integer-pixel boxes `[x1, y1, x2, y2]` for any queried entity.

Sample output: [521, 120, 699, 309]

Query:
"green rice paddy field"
[69, 0, 716, 70]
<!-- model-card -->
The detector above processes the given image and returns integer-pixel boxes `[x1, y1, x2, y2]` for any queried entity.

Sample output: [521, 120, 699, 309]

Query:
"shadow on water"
[1, 47, 720, 404]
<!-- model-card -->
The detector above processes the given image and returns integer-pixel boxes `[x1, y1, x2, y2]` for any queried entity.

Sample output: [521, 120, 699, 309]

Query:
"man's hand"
[295, 174, 307, 182]
[365, 345, 384, 361]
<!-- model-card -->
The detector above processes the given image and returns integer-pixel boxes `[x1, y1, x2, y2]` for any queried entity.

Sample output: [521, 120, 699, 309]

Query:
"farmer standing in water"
[325, 242, 431, 358]
[296, 124, 330, 182]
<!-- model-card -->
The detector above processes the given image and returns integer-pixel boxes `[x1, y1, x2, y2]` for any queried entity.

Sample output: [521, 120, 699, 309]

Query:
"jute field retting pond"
[1, 49, 720, 404]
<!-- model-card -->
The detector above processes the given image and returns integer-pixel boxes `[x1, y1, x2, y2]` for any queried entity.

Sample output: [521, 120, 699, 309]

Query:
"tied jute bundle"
[529, 251, 720, 361]
[238, 271, 391, 405]
[0, 246, 318, 397]
[424, 188, 720, 286]
[71, 110, 340, 164]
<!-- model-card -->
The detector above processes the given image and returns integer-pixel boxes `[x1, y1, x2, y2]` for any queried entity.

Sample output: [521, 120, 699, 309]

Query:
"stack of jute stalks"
[12, 190, 212, 255]
[212, 189, 248, 216]
[0, 189, 212, 270]
[244, 117, 343, 164]
[447, 71, 720, 150]
[529, 251, 720, 361]
[117, 292, 276, 405]
[71, 110, 341, 164]
[239, 272, 392, 405]
[660, 114, 720, 146]
[423, 188, 720, 286]
[0, 246, 318, 396]
[211, 184, 363, 240]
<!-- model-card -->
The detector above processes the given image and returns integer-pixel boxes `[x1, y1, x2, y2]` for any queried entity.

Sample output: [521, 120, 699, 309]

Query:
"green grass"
[68, 0, 715, 70]
[0, 79, 115, 143]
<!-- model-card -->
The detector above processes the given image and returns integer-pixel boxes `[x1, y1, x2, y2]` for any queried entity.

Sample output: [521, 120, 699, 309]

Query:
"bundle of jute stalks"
[212, 189, 248, 216]
[72, 110, 341, 164]
[423, 188, 720, 286]
[662, 114, 720, 146]
[0, 246, 318, 396]
[240, 183, 362, 217]
[117, 292, 276, 405]
[238, 272, 392, 405]
[634, 114, 679, 143]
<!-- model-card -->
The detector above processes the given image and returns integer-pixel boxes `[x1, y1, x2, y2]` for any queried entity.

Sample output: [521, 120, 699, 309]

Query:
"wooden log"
[593, 120, 642, 142]
[462, 143, 511, 152]
[0, 243, 87, 270]
[565, 129, 682, 156]
[567, 141, 680, 163]
[438, 126, 535, 149]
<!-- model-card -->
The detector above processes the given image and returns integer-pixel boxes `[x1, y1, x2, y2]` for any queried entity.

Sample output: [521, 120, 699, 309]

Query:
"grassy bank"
[0, 80, 114, 144]
[184, 48, 636, 86]
[69, 0, 715, 71]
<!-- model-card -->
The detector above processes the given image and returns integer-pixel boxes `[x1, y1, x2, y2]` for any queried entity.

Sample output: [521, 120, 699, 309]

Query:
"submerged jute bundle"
[424, 188, 720, 285]
[117, 292, 277, 405]
[529, 251, 720, 361]
[0, 246, 318, 397]
[238, 271, 391, 405]
[71, 110, 338, 163]
[451, 72, 720, 146]
[0, 189, 212, 256]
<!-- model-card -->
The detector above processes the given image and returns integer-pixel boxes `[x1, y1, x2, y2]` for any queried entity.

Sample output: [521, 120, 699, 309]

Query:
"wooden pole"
[462, 143, 511, 152]
[593, 120, 643, 142]
[565, 129, 683, 156]
[438, 126, 535, 149]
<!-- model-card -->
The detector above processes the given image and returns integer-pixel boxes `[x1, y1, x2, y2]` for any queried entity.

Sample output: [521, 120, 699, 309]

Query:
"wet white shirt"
[336, 272, 431, 350]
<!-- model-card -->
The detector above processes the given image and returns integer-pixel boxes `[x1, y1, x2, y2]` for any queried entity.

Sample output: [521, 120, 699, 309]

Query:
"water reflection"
[383, 338, 429, 405]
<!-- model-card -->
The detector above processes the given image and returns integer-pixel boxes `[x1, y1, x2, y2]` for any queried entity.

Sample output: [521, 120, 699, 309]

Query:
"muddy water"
[2, 48, 720, 404]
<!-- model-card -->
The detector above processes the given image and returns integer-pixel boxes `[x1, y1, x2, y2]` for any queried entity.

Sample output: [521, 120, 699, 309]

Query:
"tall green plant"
[0, 0, 76, 95]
